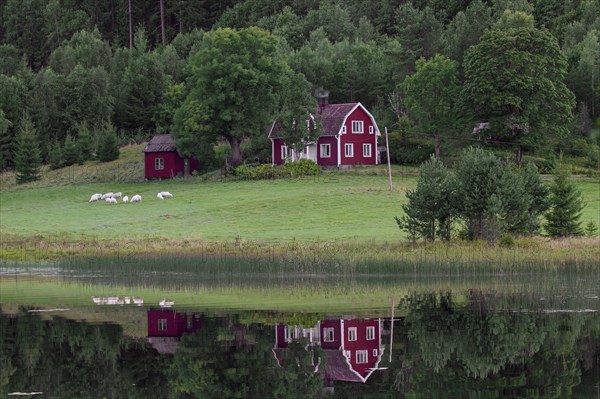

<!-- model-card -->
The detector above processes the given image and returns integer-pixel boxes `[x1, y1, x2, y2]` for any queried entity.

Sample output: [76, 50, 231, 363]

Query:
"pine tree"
[76, 123, 93, 163]
[97, 123, 120, 162]
[544, 165, 584, 237]
[0, 110, 12, 171]
[62, 133, 80, 166]
[48, 140, 63, 170]
[14, 114, 42, 184]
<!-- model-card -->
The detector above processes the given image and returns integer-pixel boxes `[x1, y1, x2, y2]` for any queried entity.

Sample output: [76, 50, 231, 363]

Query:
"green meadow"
[0, 144, 599, 263]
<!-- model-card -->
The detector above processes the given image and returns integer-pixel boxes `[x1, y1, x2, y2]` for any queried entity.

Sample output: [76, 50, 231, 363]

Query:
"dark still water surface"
[0, 260, 598, 398]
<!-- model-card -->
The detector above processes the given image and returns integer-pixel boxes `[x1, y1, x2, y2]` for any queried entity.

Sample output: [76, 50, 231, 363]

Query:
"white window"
[155, 157, 164, 170]
[323, 327, 334, 342]
[158, 319, 167, 331]
[369, 125, 374, 134]
[345, 143, 353, 157]
[320, 144, 331, 158]
[284, 327, 293, 343]
[356, 350, 368, 364]
[345, 351, 351, 359]
[352, 120, 364, 133]
[281, 145, 288, 160]
[363, 144, 372, 157]
[348, 327, 357, 341]
[366, 326, 375, 340]
[341, 125, 346, 134]
[373, 349, 378, 357]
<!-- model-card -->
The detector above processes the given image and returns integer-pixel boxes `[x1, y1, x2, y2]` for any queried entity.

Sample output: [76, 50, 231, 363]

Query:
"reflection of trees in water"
[393, 291, 599, 398]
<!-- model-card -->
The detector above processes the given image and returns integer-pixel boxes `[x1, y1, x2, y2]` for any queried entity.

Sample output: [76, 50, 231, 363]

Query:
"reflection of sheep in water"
[113, 192, 122, 198]
[160, 191, 173, 198]
[157, 193, 164, 200]
[122, 195, 129, 203]
[105, 197, 117, 204]
[130, 194, 142, 203]
[101, 192, 113, 199]
[89, 193, 102, 202]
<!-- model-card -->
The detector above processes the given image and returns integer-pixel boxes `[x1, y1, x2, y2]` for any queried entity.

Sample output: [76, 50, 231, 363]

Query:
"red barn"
[143, 134, 199, 179]
[147, 309, 202, 354]
[269, 96, 381, 167]
[273, 317, 384, 384]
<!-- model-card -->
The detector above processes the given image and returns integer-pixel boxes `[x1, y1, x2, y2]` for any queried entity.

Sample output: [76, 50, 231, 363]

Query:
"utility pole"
[385, 127, 393, 192]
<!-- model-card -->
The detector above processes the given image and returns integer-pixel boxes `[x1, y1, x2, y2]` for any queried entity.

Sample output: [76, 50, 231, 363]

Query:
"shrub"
[498, 233, 515, 247]
[233, 159, 319, 180]
[282, 159, 320, 176]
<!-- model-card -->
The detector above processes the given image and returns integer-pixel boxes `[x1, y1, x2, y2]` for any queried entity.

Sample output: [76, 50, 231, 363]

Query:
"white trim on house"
[366, 326, 375, 340]
[356, 350, 368, 364]
[336, 103, 381, 136]
[345, 143, 354, 157]
[155, 157, 164, 170]
[337, 136, 341, 166]
[320, 143, 331, 158]
[348, 327, 357, 341]
[369, 125, 374, 134]
[363, 143, 371, 157]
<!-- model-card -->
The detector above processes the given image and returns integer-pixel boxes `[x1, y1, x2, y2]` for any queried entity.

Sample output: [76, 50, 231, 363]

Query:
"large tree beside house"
[174, 27, 311, 166]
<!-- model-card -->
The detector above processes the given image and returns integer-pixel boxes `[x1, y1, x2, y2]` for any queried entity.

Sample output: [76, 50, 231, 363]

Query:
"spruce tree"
[97, 122, 120, 162]
[76, 123, 93, 163]
[48, 140, 63, 170]
[544, 165, 584, 237]
[0, 110, 12, 171]
[62, 133, 79, 166]
[14, 114, 41, 184]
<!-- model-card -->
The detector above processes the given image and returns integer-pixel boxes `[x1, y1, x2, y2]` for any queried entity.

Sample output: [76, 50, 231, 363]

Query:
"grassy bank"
[1, 145, 599, 264]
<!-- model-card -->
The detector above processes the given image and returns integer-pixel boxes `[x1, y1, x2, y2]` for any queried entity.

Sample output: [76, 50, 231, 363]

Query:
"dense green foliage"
[0, 0, 598, 172]
[544, 165, 585, 237]
[14, 114, 41, 184]
[397, 148, 552, 241]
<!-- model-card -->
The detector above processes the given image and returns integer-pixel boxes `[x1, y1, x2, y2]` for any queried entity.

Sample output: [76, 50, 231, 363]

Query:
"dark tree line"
[1, 0, 598, 179]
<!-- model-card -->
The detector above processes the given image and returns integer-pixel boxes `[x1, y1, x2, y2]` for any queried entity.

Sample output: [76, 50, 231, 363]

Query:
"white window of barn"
[348, 327, 357, 341]
[320, 144, 331, 158]
[369, 125, 374, 134]
[341, 125, 347, 134]
[356, 350, 368, 364]
[363, 144, 372, 157]
[158, 319, 167, 331]
[323, 327, 335, 342]
[155, 157, 164, 170]
[345, 143, 353, 157]
[352, 120, 364, 133]
[366, 326, 375, 340]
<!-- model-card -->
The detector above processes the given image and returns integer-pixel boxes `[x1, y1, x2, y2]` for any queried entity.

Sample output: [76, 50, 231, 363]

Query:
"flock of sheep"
[88, 191, 173, 204]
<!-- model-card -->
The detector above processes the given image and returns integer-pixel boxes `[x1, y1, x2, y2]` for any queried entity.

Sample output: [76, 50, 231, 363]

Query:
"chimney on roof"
[315, 89, 329, 115]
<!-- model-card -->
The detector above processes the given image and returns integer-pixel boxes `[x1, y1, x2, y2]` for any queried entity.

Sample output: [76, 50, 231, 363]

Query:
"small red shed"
[143, 134, 199, 179]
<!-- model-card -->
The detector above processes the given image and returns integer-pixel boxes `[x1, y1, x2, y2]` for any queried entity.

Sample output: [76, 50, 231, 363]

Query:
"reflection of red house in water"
[147, 309, 202, 354]
[274, 317, 384, 383]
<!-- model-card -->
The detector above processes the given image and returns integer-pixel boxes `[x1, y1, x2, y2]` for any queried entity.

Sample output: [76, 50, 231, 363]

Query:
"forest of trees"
[0, 0, 599, 174]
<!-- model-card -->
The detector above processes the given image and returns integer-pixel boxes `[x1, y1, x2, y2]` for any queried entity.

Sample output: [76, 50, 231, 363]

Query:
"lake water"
[0, 258, 598, 397]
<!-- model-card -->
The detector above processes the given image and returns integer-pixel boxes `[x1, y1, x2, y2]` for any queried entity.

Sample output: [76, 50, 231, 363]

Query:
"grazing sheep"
[105, 197, 117, 204]
[113, 192, 122, 198]
[160, 191, 173, 198]
[89, 193, 102, 202]
[157, 192, 164, 200]
[122, 195, 129, 203]
[101, 192, 114, 199]
[130, 194, 142, 203]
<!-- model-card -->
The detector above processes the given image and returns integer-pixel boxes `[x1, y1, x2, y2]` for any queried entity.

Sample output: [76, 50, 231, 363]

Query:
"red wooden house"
[143, 134, 200, 179]
[269, 96, 381, 167]
[147, 309, 202, 354]
[273, 317, 385, 384]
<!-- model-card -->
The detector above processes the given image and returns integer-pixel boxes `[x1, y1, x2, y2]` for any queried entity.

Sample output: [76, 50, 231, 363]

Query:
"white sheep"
[89, 193, 102, 202]
[157, 192, 164, 200]
[105, 197, 117, 204]
[122, 195, 129, 203]
[130, 194, 142, 203]
[113, 192, 122, 198]
[160, 191, 173, 198]
[101, 192, 114, 199]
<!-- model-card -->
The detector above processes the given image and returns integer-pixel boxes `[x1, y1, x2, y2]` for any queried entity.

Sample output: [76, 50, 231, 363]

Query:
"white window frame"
[345, 143, 353, 157]
[323, 327, 335, 342]
[158, 318, 167, 331]
[352, 120, 364, 133]
[369, 125, 374, 134]
[320, 144, 331, 158]
[373, 349, 378, 357]
[356, 350, 368, 364]
[348, 327, 357, 341]
[155, 157, 164, 170]
[341, 125, 346, 134]
[284, 326, 293, 343]
[366, 326, 375, 340]
[281, 145, 288, 160]
[363, 144, 372, 157]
